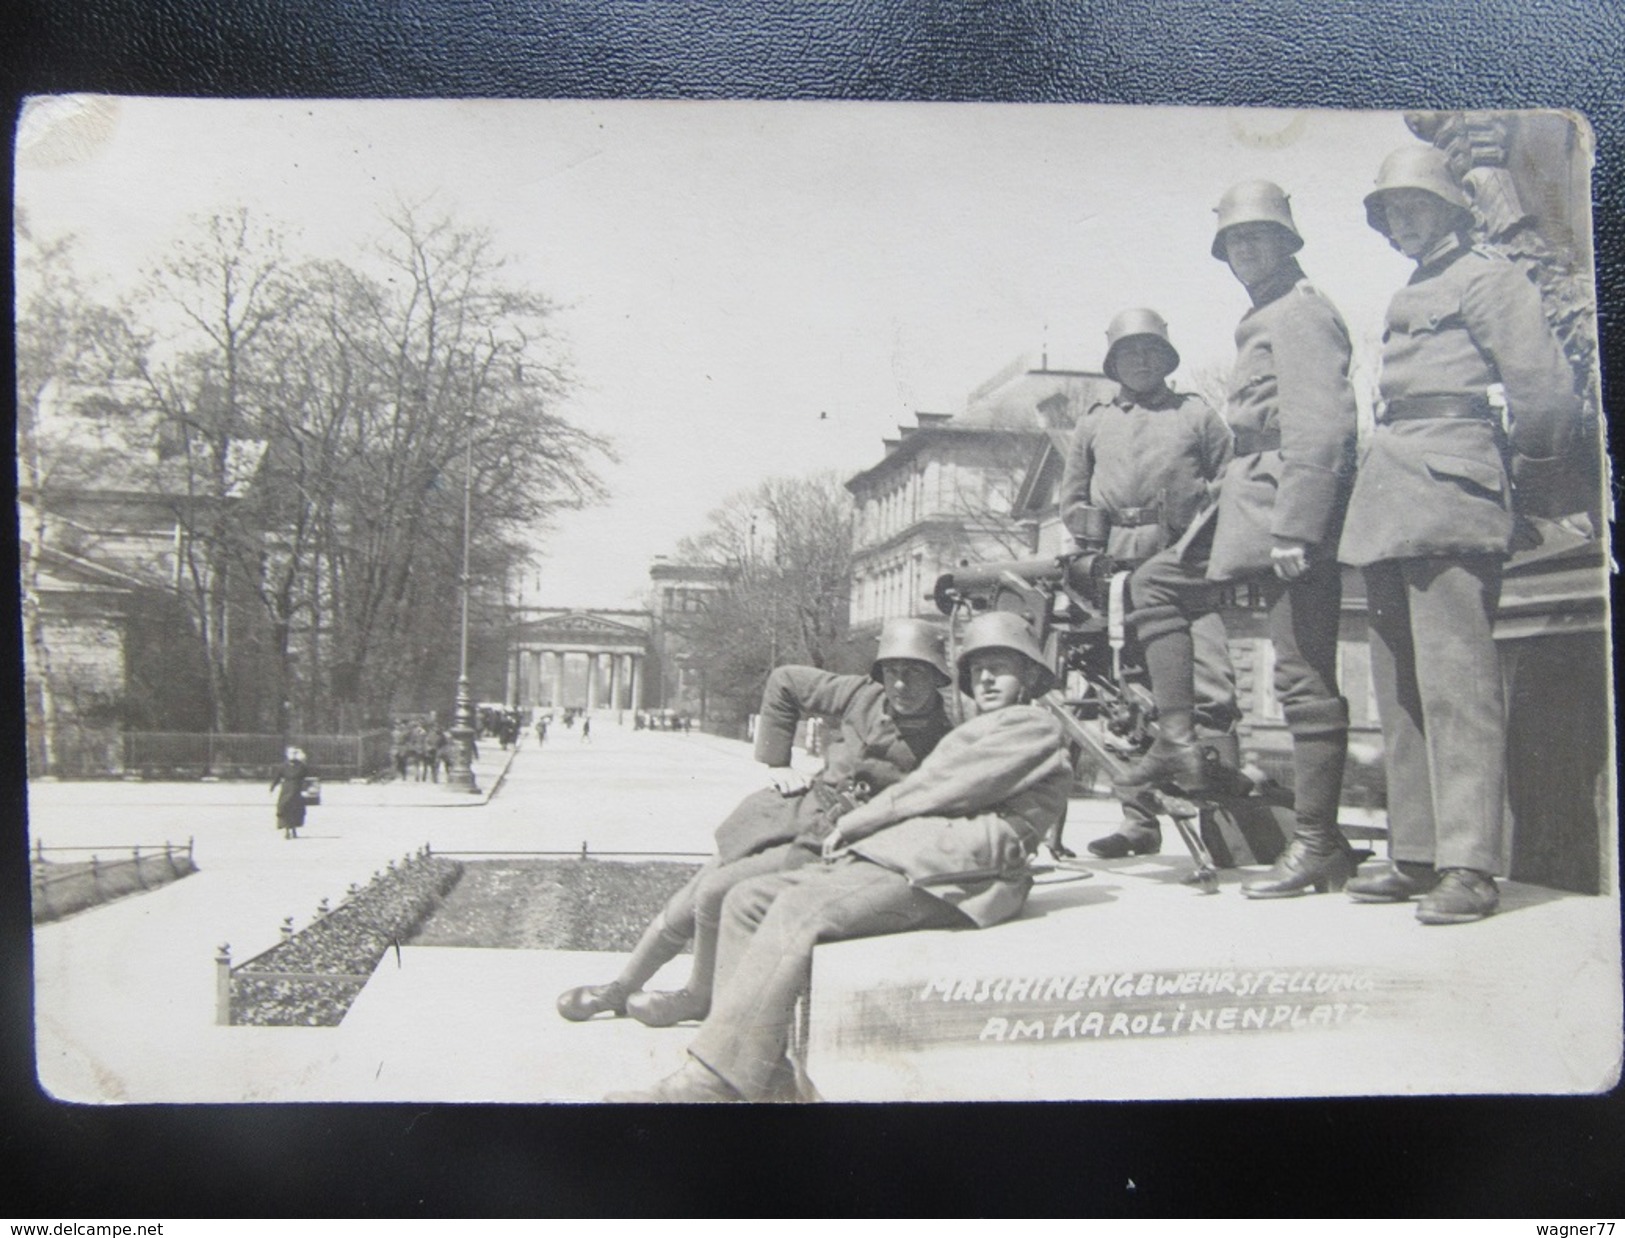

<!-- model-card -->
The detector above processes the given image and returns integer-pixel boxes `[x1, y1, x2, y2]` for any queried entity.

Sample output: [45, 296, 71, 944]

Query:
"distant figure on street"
[535, 715, 549, 746]
[580, 716, 592, 743]
[390, 720, 410, 781]
[268, 747, 309, 841]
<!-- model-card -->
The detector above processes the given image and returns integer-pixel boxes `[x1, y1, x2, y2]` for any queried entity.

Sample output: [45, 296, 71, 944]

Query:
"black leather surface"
[6, 1, 1623, 413]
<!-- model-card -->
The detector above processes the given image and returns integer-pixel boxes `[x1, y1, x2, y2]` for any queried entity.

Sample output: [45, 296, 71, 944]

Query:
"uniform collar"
[1411, 231, 1469, 278]
[1245, 257, 1305, 309]
[896, 696, 950, 730]
[1113, 383, 1178, 410]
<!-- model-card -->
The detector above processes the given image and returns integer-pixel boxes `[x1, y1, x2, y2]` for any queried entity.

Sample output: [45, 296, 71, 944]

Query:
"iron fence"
[31, 838, 197, 923]
[122, 729, 392, 780]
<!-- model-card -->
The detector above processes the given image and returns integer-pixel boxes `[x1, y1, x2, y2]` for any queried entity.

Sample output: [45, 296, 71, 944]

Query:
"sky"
[15, 97, 1428, 608]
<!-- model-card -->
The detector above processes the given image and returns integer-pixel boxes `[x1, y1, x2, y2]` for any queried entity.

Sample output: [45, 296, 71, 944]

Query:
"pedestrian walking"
[268, 747, 310, 840]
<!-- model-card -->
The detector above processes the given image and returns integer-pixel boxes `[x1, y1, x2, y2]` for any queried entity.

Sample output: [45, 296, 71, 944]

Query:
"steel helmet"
[1211, 179, 1304, 260]
[1102, 308, 1180, 384]
[870, 617, 951, 685]
[1364, 144, 1474, 237]
[955, 611, 1055, 698]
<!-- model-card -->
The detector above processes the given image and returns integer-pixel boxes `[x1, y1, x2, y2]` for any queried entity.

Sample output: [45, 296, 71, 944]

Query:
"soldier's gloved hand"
[1269, 537, 1311, 581]
[767, 767, 811, 797]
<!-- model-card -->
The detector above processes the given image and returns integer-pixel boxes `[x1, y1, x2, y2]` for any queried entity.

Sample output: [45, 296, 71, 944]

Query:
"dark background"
[3, 0, 1623, 1219]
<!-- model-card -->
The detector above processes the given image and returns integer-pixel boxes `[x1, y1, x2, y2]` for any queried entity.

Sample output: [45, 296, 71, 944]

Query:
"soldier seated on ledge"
[606, 611, 1073, 1104]
[556, 617, 957, 1029]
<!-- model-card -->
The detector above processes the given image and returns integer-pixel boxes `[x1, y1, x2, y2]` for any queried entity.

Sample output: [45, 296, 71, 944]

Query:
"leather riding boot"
[1416, 868, 1499, 925]
[1119, 627, 1209, 792]
[555, 980, 629, 1022]
[1346, 860, 1439, 903]
[1242, 731, 1352, 899]
[1241, 836, 1355, 898]
[1087, 821, 1163, 859]
[1118, 710, 1210, 794]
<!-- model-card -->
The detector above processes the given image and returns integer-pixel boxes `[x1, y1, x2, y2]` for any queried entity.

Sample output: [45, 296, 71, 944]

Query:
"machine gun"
[931, 525, 1307, 891]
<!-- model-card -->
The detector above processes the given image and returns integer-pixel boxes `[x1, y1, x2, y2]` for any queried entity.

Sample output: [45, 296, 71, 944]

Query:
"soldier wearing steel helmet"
[1338, 145, 1581, 925]
[1058, 308, 1239, 859]
[607, 611, 1072, 1102]
[1122, 180, 1360, 900]
[556, 616, 957, 1027]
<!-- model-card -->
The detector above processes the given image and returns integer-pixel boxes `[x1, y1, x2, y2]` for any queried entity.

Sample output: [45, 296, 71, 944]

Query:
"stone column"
[608, 653, 622, 711]
[586, 652, 600, 711]
[505, 650, 519, 709]
[630, 654, 644, 713]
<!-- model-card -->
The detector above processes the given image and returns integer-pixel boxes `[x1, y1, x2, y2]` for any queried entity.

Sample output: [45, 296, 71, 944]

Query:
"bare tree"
[121, 207, 300, 731]
[309, 206, 609, 725]
[22, 203, 610, 744]
[674, 472, 854, 721]
[15, 217, 133, 772]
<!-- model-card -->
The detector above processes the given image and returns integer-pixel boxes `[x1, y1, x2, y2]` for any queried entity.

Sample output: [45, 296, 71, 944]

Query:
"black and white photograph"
[15, 96, 1617, 1112]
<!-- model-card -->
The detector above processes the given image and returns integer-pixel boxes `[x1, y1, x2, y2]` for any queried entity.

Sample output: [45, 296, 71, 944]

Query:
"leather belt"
[1383, 394, 1494, 423]
[1112, 505, 1162, 527]
[1234, 430, 1282, 455]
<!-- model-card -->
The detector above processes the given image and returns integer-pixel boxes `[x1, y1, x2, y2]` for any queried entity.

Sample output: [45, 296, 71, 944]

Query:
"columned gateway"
[505, 608, 652, 715]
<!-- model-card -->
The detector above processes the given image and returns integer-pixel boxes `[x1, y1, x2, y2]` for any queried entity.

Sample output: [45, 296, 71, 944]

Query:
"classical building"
[19, 380, 223, 774]
[500, 559, 730, 720]
[844, 356, 1114, 634]
[504, 607, 652, 715]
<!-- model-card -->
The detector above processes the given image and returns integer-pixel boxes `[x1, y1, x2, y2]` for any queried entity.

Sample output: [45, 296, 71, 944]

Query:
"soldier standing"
[1058, 308, 1239, 859]
[1123, 180, 1360, 899]
[1339, 145, 1581, 924]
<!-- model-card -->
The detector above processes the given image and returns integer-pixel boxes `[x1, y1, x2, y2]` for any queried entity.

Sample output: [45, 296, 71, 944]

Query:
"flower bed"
[411, 858, 703, 951]
[230, 855, 703, 1026]
[231, 852, 463, 1026]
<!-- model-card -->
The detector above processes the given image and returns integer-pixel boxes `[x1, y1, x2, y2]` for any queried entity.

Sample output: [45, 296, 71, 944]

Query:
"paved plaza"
[28, 720, 778, 1102]
[26, 720, 1621, 1104]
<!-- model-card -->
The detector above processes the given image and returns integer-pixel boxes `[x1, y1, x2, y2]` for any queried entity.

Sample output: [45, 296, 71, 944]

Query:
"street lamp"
[446, 413, 479, 794]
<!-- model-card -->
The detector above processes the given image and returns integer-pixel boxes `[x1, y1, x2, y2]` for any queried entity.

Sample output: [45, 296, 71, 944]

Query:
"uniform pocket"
[1389, 285, 1463, 337]
[1423, 452, 1506, 501]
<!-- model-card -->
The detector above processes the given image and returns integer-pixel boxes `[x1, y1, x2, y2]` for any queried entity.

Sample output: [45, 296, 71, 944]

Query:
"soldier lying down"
[607, 611, 1072, 1103]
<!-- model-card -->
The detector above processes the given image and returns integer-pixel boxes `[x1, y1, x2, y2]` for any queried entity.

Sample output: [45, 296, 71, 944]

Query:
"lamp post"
[446, 414, 479, 794]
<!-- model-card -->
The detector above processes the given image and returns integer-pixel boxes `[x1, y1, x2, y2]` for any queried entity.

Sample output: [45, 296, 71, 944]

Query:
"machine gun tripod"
[932, 547, 1368, 892]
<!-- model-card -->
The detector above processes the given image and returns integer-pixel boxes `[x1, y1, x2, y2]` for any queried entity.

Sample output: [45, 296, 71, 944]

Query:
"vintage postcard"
[16, 98, 1616, 1103]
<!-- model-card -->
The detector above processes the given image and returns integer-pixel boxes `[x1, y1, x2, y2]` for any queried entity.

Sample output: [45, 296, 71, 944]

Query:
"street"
[26, 720, 1619, 1103]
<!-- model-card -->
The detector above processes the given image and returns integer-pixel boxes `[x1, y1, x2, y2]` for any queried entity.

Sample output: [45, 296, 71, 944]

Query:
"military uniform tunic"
[688, 704, 1072, 1100]
[713, 666, 953, 863]
[649, 665, 956, 1009]
[1338, 236, 1580, 874]
[1058, 385, 1234, 564]
[1059, 382, 1240, 823]
[1130, 260, 1357, 739]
